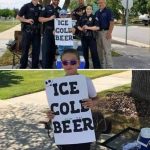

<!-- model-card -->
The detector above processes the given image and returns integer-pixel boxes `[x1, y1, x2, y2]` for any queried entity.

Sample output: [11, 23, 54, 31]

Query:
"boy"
[47, 49, 99, 150]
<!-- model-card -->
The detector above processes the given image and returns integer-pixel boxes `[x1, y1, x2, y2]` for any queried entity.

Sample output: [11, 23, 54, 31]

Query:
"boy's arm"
[91, 96, 99, 107]
[82, 96, 99, 109]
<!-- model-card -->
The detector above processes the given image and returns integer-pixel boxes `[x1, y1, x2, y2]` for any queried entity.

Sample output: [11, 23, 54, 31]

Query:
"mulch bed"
[96, 92, 150, 118]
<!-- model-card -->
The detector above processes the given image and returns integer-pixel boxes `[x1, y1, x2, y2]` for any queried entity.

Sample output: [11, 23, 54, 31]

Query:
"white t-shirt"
[86, 77, 97, 98]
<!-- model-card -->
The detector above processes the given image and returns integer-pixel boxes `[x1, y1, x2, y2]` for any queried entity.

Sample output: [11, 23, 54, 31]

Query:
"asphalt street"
[113, 25, 150, 46]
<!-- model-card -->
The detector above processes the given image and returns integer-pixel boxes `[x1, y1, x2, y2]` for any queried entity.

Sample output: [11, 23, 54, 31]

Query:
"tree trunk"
[62, 0, 70, 9]
[39, 0, 51, 6]
[131, 70, 150, 101]
[39, 0, 70, 8]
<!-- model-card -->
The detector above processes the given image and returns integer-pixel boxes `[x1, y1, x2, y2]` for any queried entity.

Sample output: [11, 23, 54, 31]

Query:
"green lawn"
[0, 70, 123, 100]
[99, 84, 131, 97]
[0, 20, 20, 32]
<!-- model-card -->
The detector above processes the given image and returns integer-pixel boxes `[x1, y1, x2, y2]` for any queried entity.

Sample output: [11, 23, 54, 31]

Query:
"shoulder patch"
[42, 7, 45, 11]
[95, 17, 99, 21]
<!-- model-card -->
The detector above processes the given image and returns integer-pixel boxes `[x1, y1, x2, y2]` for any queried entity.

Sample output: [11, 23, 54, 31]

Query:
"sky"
[0, 0, 64, 9]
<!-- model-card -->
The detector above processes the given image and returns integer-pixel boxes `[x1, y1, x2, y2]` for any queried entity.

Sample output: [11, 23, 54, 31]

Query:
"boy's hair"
[60, 49, 80, 61]
[59, 9, 67, 17]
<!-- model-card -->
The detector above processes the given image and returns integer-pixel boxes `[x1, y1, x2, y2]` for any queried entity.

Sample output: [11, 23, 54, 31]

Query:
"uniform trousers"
[20, 30, 41, 68]
[81, 36, 101, 69]
[96, 31, 113, 68]
[42, 29, 56, 68]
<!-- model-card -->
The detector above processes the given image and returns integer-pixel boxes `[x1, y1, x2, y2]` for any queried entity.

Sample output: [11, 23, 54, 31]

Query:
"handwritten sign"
[54, 18, 73, 46]
[45, 75, 96, 145]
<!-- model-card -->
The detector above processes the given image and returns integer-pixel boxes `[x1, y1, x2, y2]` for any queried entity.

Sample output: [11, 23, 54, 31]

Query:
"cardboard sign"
[54, 18, 73, 46]
[45, 75, 96, 145]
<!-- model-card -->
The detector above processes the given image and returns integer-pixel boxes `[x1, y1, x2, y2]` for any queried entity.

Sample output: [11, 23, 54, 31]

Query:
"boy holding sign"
[46, 49, 99, 150]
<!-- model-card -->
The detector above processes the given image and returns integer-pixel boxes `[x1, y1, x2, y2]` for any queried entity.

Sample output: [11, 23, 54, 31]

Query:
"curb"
[112, 37, 150, 48]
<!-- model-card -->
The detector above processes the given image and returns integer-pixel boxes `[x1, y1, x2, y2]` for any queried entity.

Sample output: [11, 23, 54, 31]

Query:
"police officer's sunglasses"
[62, 60, 78, 66]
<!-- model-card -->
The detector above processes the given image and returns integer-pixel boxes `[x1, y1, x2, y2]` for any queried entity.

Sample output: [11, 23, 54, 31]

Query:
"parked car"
[139, 14, 150, 26]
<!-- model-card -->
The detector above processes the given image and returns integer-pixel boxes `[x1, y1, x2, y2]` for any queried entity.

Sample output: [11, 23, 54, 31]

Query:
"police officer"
[72, 0, 86, 21]
[77, 5, 101, 69]
[95, 0, 114, 68]
[39, 0, 61, 69]
[71, 0, 86, 38]
[16, 0, 42, 69]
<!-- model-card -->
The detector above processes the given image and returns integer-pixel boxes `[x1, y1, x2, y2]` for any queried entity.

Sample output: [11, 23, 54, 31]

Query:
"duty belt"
[45, 26, 53, 30]
[24, 24, 40, 32]
[100, 28, 109, 31]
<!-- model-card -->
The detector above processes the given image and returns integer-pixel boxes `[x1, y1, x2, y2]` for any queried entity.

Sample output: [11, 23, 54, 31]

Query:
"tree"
[0, 9, 15, 19]
[133, 0, 149, 14]
[147, 1, 150, 15]
[39, 0, 70, 8]
[39, 0, 51, 6]
[63, 0, 70, 9]
[131, 70, 150, 101]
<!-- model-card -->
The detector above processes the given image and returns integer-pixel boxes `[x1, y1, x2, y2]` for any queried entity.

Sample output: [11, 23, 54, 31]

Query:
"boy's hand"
[46, 110, 55, 120]
[82, 99, 94, 109]
[106, 31, 112, 39]
[68, 28, 76, 34]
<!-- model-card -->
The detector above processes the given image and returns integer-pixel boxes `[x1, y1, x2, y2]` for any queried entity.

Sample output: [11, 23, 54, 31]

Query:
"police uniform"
[78, 14, 101, 69]
[72, 5, 86, 21]
[72, 4, 86, 38]
[40, 4, 61, 68]
[95, 7, 114, 68]
[18, 2, 42, 68]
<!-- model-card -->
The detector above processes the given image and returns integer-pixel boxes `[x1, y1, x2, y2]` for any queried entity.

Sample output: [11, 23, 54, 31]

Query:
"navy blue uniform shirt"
[95, 7, 114, 30]
[18, 2, 42, 26]
[72, 5, 86, 21]
[40, 4, 61, 30]
[77, 14, 99, 37]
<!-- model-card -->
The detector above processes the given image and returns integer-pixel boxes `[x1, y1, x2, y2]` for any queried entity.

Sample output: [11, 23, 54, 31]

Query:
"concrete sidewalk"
[0, 24, 21, 57]
[0, 70, 132, 106]
[0, 24, 21, 40]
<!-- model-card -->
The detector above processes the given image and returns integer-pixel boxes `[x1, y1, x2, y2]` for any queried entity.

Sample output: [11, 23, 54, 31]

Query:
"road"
[113, 25, 150, 45]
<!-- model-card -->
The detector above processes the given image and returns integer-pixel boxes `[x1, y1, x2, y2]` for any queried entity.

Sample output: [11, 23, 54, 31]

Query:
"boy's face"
[61, 53, 80, 76]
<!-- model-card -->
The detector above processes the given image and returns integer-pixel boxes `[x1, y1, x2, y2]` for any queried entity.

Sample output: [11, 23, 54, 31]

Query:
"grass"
[0, 20, 20, 33]
[0, 50, 18, 66]
[0, 70, 123, 100]
[99, 84, 131, 98]
[112, 50, 122, 57]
